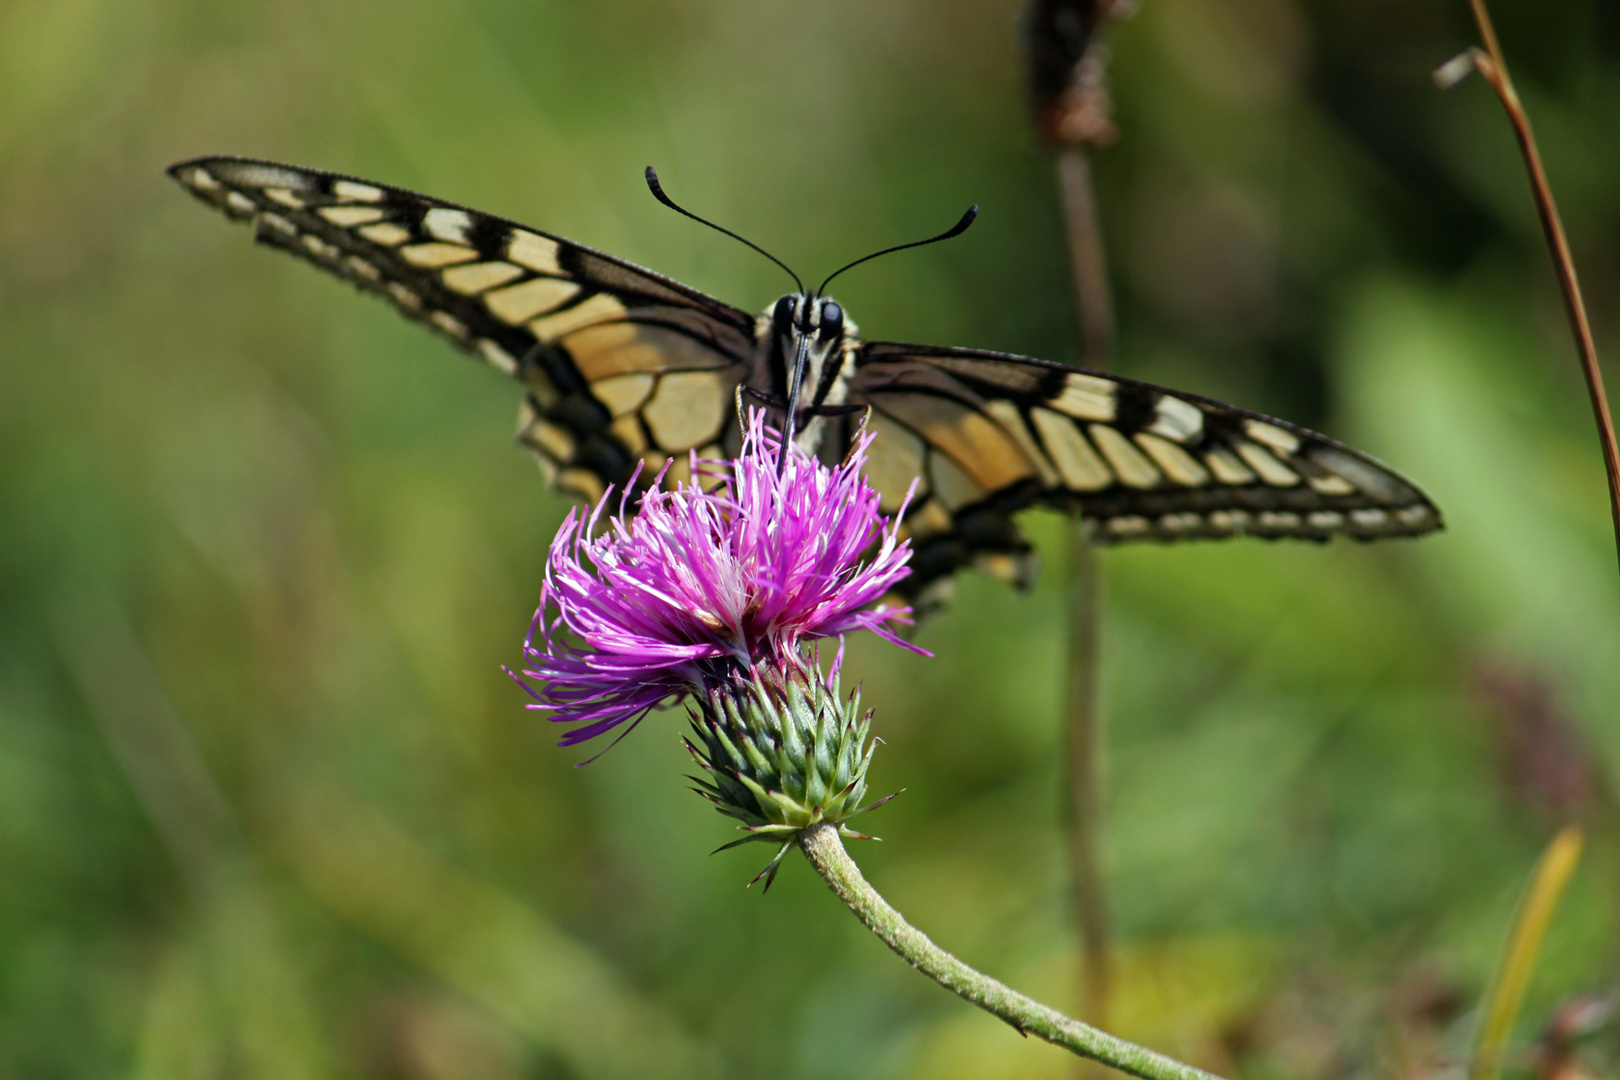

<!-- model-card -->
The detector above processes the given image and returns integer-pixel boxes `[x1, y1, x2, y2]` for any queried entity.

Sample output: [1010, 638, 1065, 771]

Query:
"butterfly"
[168, 155, 1441, 611]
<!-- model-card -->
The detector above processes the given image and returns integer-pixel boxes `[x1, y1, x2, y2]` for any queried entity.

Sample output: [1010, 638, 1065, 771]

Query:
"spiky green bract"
[684, 658, 896, 889]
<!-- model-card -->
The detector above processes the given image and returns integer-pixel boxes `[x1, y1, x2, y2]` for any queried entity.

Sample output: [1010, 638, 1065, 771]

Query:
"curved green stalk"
[797, 824, 1225, 1080]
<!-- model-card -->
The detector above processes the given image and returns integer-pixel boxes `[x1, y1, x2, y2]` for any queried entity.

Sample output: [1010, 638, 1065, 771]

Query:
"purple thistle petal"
[514, 409, 926, 746]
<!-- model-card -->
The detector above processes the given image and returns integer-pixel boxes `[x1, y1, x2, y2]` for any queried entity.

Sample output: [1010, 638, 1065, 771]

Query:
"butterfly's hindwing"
[846, 342, 1441, 602]
[168, 156, 758, 502]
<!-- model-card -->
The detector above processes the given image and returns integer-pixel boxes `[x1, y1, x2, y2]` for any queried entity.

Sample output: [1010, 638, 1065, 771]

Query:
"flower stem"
[797, 823, 1226, 1080]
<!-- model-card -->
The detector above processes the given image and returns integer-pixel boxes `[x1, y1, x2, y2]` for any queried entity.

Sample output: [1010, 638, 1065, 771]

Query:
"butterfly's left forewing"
[844, 342, 1442, 605]
[169, 156, 759, 502]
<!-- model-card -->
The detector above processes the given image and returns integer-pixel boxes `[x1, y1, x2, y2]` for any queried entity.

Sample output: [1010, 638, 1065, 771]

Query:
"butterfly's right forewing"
[843, 342, 1442, 606]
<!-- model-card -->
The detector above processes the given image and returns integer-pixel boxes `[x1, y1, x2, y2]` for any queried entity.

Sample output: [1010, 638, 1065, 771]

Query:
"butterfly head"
[772, 293, 848, 351]
[764, 292, 858, 441]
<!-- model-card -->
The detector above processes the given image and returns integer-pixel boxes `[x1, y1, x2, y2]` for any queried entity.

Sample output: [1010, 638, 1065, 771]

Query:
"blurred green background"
[4, 0, 1620, 1076]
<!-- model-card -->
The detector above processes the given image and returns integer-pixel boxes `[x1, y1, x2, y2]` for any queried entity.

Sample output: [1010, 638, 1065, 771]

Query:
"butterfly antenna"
[645, 167, 804, 293]
[816, 205, 979, 296]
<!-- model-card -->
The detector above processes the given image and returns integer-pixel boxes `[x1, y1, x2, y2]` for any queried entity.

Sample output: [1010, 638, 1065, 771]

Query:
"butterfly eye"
[772, 295, 797, 333]
[818, 301, 843, 340]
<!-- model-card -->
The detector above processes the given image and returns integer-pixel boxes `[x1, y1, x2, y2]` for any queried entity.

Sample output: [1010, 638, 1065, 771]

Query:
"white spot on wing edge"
[1148, 395, 1204, 442]
[332, 179, 384, 202]
[259, 212, 296, 235]
[1246, 420, 1301, 456]
[225, 191, 256, 214]
[430, 311, 468, 339]
[300, 233, 340, 260]
[220, 162, 314, 191]
[475, 338, 520, 375]
[345, 256, 381, 281]
[183, 167, 220, 191]
[319, 205, 387, 227]
[1050, 372, 1115, 421]
[507, 230, 563, 275]
[423, 207, 473, 243]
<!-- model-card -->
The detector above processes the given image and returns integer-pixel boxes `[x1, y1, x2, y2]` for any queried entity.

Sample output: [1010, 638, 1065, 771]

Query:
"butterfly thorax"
[753, 292, 859, 451]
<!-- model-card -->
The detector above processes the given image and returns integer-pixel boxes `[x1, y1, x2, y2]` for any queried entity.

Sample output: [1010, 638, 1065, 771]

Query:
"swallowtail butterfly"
[169, 156, 1441, 609]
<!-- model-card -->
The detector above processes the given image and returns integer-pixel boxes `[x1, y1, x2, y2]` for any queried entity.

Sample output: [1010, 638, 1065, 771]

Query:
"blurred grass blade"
[49, 589, 339, 1080]
[260, 771, 722, 1080]
[1473, 825, 1584, 1080]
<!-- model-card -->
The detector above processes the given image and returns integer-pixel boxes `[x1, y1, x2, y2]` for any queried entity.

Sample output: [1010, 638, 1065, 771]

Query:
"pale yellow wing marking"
[861, 413, 928, 513]
[1030, 408, 1112, 491]
[1204, 447, 1256, 485]
[1134, 432, 1209, 486]
[441, 261, 526, 295]
[592, 373, 655, 417]
[1234, 440, 1301, 486]
[1087, 424, 1160, 489]
[483, 277, 581, 324]
[642, 371, 730, 451]
[873, 393, 1036, 494]
[1049, 372, 1116, 421]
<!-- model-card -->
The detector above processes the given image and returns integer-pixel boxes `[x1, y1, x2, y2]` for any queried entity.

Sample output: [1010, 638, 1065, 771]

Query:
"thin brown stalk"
[1447, 0, 1620, 574]
[1023, 1, 1123, 1042]
[1059, 146, 1117, 369]
[1056, 107, 1118, 1049]
[1066, 524, 1110, 1029]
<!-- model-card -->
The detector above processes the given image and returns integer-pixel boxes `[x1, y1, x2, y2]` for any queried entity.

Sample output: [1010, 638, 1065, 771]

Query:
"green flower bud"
[684, 661, 898, 888]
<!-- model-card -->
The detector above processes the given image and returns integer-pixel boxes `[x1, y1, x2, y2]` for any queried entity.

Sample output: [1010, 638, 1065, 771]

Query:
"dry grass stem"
[1444, 0, 1620, 574]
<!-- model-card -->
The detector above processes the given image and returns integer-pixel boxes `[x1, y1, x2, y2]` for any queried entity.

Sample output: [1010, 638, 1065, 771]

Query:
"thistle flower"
[514, 408, 922, 748]
[513, 409, 921, 881]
